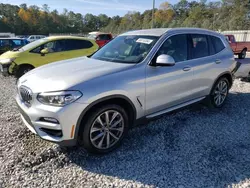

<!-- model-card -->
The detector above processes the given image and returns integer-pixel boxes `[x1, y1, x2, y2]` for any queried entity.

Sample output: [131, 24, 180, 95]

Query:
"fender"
[74, 94, 137, 141]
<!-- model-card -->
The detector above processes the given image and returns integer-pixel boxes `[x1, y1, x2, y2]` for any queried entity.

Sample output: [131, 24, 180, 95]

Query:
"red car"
[88, 32, 113, 48]
[225, 35, 250, 59]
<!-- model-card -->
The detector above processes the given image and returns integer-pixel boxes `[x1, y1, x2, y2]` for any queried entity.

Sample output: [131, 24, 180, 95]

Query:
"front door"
[27, 40, 67, 67]
[146, 34, 195, 115]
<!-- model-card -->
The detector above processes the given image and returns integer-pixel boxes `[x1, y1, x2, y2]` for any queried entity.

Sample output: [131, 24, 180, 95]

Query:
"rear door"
[64, 39, 97, 58]
[190, 34, 227, 98]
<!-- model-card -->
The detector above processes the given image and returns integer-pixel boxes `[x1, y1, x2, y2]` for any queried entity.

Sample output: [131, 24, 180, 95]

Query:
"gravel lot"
[1, 73, 250, 187]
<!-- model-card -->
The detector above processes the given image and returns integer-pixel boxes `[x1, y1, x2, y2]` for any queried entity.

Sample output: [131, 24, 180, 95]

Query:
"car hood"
[0, 51, 21, 60]
[19, 56, 134, 93]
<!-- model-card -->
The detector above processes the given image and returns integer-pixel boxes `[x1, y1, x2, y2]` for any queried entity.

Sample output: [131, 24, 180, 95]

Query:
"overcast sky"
[1, 0, 217, 16]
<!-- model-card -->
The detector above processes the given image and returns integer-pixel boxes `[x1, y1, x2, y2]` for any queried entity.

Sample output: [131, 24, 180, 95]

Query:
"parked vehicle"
[0, 36, 98, 77]
[0, 38, 29, 55]
[88, 32, 113, 47]
[225, 34, 250, 59]
[16, 28, 239, 154]
[26, 35, 46, 43]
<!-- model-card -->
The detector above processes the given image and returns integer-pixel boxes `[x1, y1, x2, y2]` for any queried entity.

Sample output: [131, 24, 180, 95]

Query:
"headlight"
[37, 91, 82, 106]
[0, 58, 15, 64]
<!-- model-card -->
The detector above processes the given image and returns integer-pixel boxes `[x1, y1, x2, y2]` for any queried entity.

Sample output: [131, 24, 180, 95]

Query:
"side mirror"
[156, 54, 175, 66]
[40, 48, 49, 56]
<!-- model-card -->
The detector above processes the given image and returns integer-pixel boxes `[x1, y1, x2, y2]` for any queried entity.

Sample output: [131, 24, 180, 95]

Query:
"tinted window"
[190, 34, 209, 59]
[65, 39, 93, 50]
[11, 39, 23, 46]
[98, 34, 111, 40]
[31, 40, 66, 53]
[157, 34, 188, 62]
[0, 39, 10, 47]
[210, 36, 225, 53]
[208, 36, 216, 55]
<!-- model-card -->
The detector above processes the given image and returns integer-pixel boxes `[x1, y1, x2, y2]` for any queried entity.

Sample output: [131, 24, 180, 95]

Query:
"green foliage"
[0, 0, 249, 35]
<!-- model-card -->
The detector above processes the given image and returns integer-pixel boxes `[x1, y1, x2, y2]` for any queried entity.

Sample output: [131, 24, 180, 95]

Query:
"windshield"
[88, 34, 97, 40]
[91, 35, 159, 64]
[20, 38, 49, 51]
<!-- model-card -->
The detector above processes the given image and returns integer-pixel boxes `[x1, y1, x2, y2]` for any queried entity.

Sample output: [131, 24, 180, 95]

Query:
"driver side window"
[157, 34, 188, 63]
[30, 40, 66, 54]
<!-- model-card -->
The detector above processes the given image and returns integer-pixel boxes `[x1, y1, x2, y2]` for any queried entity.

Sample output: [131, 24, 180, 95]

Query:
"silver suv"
[16, 28, 239, 153]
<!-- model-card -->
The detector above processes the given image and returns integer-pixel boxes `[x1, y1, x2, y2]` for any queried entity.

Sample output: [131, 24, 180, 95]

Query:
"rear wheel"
[208, 77, 229, 108]
[15, 65, 34, 78]
[80, 104, 129, 154]
[238, 49, 247, 59]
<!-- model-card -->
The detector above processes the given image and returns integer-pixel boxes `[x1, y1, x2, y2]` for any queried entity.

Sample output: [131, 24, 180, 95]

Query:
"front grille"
[19, 86, 33, 106]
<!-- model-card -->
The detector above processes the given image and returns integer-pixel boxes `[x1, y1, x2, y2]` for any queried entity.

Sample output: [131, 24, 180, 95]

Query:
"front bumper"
[16, 94, 88, 146]
[0, 63, 11, 76]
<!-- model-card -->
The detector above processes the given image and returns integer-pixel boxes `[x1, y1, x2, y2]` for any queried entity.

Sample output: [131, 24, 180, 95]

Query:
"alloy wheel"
[90, 110, 124, 150]
[214, 80, 228, 106]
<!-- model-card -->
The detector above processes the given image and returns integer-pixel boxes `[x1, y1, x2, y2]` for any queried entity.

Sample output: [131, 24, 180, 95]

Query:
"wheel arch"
[74, 95, 137, 140]
[210, 72, 233, 94]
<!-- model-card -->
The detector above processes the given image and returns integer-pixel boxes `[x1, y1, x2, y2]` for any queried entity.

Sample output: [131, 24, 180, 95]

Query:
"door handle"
[215, 59, 221, 64]
[183, 66, 191, 71]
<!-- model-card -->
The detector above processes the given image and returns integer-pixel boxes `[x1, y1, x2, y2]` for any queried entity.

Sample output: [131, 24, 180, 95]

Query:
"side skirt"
[146, 96, 206, 119]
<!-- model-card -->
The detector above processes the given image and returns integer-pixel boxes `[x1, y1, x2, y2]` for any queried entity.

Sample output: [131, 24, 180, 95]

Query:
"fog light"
[40, 117, 59, 124]
[40, 128, 63, 137]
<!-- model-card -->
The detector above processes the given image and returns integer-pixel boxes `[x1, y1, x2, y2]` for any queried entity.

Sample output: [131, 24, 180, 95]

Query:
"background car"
[225, 34, 250, 59]
[0, 38, 29, 55]
[0, 36, 98, 77]
[88, 32, 113, 47]
[26, 35, 46, 43]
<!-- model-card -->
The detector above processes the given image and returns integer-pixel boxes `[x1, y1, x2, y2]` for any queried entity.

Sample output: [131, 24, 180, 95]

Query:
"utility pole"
[152, 0, 155, 28]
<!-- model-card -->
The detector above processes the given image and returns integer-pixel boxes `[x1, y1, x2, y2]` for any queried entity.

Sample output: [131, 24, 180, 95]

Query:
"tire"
[238, 49, 247, 59]
[79, 104, 129, 154]
[208, 77, 230, 108]
[15, 65, 34, 78]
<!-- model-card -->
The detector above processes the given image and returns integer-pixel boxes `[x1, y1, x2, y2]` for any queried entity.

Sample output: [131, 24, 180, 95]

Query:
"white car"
[27, 35, 46, 43]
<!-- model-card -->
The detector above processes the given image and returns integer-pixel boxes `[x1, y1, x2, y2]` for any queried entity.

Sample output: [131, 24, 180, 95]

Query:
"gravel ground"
[1, 75, 250, 188]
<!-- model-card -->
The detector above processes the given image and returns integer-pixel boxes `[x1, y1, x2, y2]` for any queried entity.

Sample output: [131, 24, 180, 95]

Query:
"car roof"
[45, 36, 93, 41]
[120, 28, 221, 37]
[0, 37, 26, 40]
[89, 32, 111, 35]
[121, 28, 170, 36]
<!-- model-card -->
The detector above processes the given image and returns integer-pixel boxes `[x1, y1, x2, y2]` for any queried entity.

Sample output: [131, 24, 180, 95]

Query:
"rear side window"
[12, 39, 22, 46]
[98, 34, 111, 40]
[65, 39, 93, 50]
[190, 34, 209, 59]
[210, 36, 225, 54]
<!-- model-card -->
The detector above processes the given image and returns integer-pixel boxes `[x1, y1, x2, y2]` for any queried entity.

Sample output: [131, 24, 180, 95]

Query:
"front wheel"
[15, 65, 34, 78]
[208, 77, 229, 108]
[80, 104, 129, 154]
